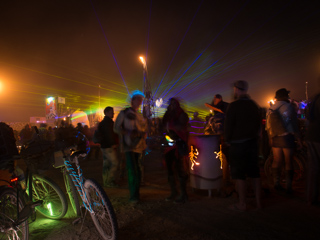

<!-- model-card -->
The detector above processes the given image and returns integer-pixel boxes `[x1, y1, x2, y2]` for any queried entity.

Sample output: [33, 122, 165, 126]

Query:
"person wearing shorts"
[267, 88, 301, 194]
[224, 80, 262, 211]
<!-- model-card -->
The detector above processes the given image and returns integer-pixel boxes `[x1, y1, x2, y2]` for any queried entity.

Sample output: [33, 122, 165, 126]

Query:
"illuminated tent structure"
[71, 110, 90, 127]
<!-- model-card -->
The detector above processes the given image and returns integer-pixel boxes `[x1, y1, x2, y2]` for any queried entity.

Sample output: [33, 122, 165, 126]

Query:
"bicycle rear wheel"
[0, 187, 29, 240]
[264, 152, 305, 182]
[32, 174, 68, 220]
[84, 179, 118, 240]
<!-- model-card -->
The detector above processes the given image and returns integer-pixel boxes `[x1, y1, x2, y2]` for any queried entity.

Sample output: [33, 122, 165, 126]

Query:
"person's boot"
[140, 165, 145, 186]
[174, 177, 188, 204]
[272, 168, 285, 191]
[286, 170, 294, 194]
[165, 176, 177, 201]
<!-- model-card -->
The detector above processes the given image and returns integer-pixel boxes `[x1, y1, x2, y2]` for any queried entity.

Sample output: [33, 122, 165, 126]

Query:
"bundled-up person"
[98, 106, 119, 188]
[305, 93, 320, 205]
[266, 88, 301, 194]
[162, 98, 189, 203]
[224, 80, 262, 211]
[114, 90, 147, 204]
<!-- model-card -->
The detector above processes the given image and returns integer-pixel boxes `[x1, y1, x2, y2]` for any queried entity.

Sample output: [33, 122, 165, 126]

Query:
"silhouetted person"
[305, 93, 320, 205]
[162, 98, 189, 203]
[98, 107, 119, 187]
[224, 80, 262, 211]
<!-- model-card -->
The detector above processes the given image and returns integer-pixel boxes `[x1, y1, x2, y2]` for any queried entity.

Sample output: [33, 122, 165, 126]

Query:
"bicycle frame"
[63, 152, 94, 214]
[0, 175, 24, 224]
[0, 164, 41, 240]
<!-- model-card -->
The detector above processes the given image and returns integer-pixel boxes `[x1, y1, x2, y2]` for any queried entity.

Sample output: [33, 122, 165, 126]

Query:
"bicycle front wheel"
[32, 174, 68, 220]
[0, 187, 29, 240]
[84, 179, 118, 240]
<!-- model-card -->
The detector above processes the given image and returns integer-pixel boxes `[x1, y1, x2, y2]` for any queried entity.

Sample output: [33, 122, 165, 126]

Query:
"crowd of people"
[9, 81, 320, 209]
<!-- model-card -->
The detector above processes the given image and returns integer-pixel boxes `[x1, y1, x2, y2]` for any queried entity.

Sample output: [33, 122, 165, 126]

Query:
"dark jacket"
[224, 95, 261, 143]
[306, 93, 320, 142]
[214, 101, 229, 114]
[98, 116, 118, 148]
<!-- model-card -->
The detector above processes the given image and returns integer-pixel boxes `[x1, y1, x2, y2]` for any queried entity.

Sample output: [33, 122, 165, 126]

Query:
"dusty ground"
[21, 147, 320, 240]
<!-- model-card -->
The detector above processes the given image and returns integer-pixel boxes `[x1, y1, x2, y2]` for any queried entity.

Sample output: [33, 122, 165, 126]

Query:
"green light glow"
[47, 203, 53, 216]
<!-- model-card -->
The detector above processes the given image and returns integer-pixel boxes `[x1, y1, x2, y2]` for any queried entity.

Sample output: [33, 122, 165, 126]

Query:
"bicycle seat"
[70, 150, 87, 158]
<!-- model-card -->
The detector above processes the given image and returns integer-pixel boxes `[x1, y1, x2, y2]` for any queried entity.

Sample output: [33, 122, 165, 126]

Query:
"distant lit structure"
[46, 96, 57, 120]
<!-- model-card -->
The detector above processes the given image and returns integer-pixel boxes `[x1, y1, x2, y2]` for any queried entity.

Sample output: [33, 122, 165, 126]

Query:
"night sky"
[1, 0, 320, 122]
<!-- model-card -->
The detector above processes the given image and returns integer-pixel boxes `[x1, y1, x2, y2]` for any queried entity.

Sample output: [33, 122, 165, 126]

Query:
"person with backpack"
[266, 88, 301, 194]
[114, 91, 147, 204]
[98, 106, 119, 188]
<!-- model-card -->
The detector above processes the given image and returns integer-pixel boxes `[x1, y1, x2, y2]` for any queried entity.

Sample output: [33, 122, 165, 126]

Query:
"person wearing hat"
[204, 94, 230, 190]
[204, 94, 229, 134]
[224, 80, 262, 211]
[208, 94, 229, 114]
[266, 88, 301, 194]
[114, 90, 147, 204]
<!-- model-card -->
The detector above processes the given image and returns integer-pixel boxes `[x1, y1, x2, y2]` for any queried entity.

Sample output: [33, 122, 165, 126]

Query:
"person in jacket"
[98, 106, 119, 187]
[267, 88, 301, 194]
[114, 91, 147, 204]
[162, 98, 189, 203]
[305, 93, 320, 205]
[224, 80, 262, 211]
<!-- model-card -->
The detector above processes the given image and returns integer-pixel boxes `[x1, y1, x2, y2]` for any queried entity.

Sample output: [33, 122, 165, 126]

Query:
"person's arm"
[224, 103, 234, 143]
[114, 110, 124, 135]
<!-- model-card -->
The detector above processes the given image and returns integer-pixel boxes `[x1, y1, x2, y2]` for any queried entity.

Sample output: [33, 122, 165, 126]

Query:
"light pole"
[139, 56, 152, 118]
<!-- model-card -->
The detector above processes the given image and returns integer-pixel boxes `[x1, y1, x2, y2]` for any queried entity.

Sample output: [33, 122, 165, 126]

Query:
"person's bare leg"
[272, 147, 285, 190]
[252, 177, 262, 209]
[283, 148, 294, 171]
[283, 148, 294, 193]
[272, 147, 283, 169]
[236, 179, 247, 210]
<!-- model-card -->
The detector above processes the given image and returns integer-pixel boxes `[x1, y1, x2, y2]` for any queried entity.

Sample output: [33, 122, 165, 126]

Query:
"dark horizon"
[1, 0, 319, 122]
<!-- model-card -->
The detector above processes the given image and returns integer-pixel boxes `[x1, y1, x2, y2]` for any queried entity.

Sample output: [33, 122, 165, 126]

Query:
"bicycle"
[264, 148, 306, 182]
[19, 128, 68, 220]
[0, 159, 42, 240]
[56, 132, 118, 240]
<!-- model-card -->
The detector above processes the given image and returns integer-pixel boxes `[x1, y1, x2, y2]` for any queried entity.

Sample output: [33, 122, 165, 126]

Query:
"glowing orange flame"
[189, 145, 200, 170]
[214, 144, 223, 169]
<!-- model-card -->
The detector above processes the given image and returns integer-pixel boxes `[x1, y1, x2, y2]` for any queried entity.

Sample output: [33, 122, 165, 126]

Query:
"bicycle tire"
[84, 178, 118, 240]
[32, 174, 68, 220]
[64, 172, 81, 217]
[292, 155, 305, 181]
[264, 152, 273, 179]
[264, 152, 305, 181]
[0, 187, 29, 240]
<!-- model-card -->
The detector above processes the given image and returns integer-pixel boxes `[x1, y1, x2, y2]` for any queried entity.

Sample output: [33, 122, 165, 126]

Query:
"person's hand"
[131, 129, 140, 138]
